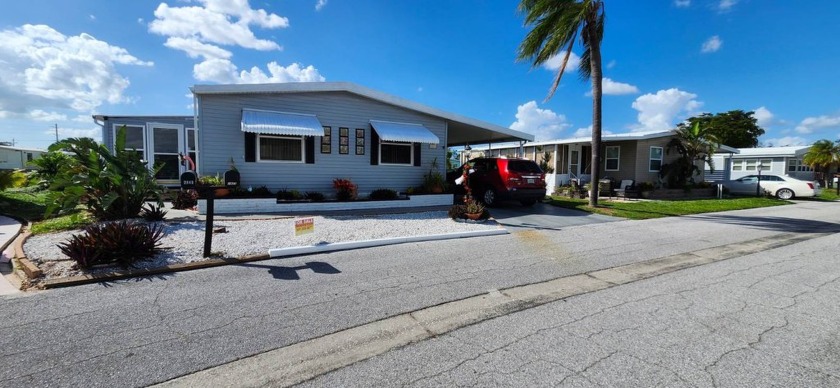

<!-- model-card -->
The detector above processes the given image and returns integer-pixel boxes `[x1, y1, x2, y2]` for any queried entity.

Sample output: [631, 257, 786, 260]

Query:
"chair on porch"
[614, 179, 636, 199]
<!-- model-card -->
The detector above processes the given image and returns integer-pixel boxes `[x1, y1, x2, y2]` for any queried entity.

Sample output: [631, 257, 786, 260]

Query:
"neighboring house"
[93, 115, 196, 186]
[0, 145, 45, 170]
[707, 146, 814, 182]
[97, 82, 532, 193]
[467, 130, 692, 192]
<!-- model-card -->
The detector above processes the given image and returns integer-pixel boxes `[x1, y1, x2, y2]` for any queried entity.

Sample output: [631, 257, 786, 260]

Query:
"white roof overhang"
[240, 109, 323, 136]
[370, 120, 439, 144]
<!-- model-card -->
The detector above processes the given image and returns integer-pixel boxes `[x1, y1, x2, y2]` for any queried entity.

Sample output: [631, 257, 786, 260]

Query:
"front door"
[146, 123, 184, 184]
[569, 150, 580, 178]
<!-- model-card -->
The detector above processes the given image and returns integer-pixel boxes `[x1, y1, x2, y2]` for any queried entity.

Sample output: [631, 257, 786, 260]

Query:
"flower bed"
[197, 194, 454, 214]
[646, 187, 717, 200]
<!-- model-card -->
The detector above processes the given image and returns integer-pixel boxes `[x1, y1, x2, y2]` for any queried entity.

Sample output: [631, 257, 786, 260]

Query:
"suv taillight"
[507, 171, 522, 185]
[807, 183, 814, 189]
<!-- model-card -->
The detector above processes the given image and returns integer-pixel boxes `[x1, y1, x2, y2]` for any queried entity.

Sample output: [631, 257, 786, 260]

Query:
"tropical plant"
[276, 189, 303, 201]
[0, 170, 27, 190]
[333, 178, 358, 201]
[140, 203, 168, 221]
[45, 127, 163, 220]
[465, 200, 485, 215]
[518, 0, 605, 206]
[304, 191, 325, 201]
[58, 220, 166, 269]
[448, 204, 467, 219]
[423, 157, 446, 193]
[172, 189, 198, 210]
[662, 122, 720, 188]
[803, 139, 840, 187]
[197, 174, 223, 187]
[538, 147, 555, 173]
[28, 150, 71, 184]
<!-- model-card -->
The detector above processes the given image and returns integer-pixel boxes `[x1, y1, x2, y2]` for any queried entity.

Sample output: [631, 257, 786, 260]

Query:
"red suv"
[450, 157, 547, 206]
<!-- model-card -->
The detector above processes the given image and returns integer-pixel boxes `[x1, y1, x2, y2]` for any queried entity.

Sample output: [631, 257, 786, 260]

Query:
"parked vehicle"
[723, 174, 820, 199]
[448, 157, 546, 206]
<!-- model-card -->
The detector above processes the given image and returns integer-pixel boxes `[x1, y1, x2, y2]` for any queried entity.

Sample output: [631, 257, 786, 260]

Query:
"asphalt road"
[1, 201, 839, 387]
[487, 201, 619, 231]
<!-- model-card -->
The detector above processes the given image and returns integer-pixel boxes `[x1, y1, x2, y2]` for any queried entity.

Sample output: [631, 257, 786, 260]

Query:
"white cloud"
[718, 0, 738, 12]
[542, 52, 581, 72]
[795, 115, 840, 134]
[194, 59, 325, 84]
[316, 0, 328, 11]
[44, 126, 100, 139]
[674, 0, 691, 7]
[29, 110, 68, 122]
[89, 14, 96, 21]
[509, 101, 571, 141]
[753, 106, 774, 127]
[137, 18, 144, 24]
[571, 125, 613, 138]
[602, 78, 639, 95]
[762, 136, 808, 147]
[0, 24, 152, 118]
[701, 36, 722, 53]
[606, 60, 616, 69]
[164, 37, 232, 59]
[631, 88, 702, 131]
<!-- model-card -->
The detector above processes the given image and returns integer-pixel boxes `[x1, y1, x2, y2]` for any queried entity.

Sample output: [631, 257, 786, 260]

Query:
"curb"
[38, 228, 508, 289]
[0, 213, 25, 255]
[268, 229, 509, 258]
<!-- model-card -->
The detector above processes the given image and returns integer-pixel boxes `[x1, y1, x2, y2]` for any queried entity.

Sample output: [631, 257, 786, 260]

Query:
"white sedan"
[724, 174, 820, 199]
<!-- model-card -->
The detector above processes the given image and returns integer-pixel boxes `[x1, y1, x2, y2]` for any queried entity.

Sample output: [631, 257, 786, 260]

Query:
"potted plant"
[637, 182, 655, 198]
[423, 157, 446, 194]
[464, 200, 485, 220]
[197, 174, 228, 197]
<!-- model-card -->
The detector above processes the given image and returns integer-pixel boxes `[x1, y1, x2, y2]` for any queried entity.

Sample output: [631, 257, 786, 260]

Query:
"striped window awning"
[370, 120, 439, 144]
[241, 109, 323, 136]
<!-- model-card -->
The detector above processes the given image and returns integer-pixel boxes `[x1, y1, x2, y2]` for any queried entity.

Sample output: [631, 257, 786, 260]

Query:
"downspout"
[192, 90, 199, 174]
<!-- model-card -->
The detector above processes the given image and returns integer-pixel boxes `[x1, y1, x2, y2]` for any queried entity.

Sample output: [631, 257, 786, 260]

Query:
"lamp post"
[756, 163, 763, 197]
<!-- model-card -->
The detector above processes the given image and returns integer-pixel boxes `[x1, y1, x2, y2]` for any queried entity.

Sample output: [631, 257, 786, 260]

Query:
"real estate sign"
[295, 217, 314, 236]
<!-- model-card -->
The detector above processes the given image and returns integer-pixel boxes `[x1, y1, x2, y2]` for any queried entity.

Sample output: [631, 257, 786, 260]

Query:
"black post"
[203, 188, 215, 257]
[756, 168, 762, 197]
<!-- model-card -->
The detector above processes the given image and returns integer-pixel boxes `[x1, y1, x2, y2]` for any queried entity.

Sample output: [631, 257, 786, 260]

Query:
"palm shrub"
[140, 204, 168, 221]
[45, 126, 163, 220]
[28, 150, 71, 186]
[172, 189, 198, 209]
[58, 220, 166, 269]
[369, 188, 398, 200]
[0, 170, 27, 190]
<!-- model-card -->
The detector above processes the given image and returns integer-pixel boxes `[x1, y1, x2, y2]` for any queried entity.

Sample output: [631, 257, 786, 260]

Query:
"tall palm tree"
[517, 0, 605, 206]
[803, 139, 840, 187]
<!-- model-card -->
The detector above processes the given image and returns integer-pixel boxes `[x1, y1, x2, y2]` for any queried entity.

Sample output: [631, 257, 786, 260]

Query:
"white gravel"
[23, 211, 501, 280]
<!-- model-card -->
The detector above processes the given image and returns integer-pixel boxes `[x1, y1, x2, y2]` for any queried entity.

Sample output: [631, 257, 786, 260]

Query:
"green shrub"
[369, 188, 398, 200]
[45, 127, 163, 220]
[0, 170, 27, 190]
[28, 151, 71, 184]
[304, 191, 325, 201]
[276, 189, 302, 201]
[448, 204, 467, 219]
[251, 186, 273, 197]
[140, 204, 168, 221]
[58, 220, 166, 269]
[172, 189, 198, 209]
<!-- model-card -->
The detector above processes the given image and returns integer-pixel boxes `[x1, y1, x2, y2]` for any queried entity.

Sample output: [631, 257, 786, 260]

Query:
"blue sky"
[2, 0, 840, 150]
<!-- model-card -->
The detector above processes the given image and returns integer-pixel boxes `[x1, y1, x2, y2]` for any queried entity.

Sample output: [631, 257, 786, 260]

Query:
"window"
[339, 127, 349, 154]
[649, 146, 663, 172]
[114, 124, 145, 160]
[186, 128, 198, 170]
[355, 128, 365, 155]
[26, 153, 33, 162]
[380, 141, 413, 165]
[605, 146, 620, 171]
[258, 135, 304, 162]
[732, 160, 743, 171]
[321, 126, 331, 154]
[788, 159, 813, 172]
[745, 159, 772, 171]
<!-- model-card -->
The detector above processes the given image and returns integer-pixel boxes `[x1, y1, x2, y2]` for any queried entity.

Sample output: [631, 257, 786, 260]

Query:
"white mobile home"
[0, 145, 45, 170]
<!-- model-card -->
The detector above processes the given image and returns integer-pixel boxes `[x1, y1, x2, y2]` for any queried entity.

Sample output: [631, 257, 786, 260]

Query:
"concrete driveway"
[488, 201, 619, 231]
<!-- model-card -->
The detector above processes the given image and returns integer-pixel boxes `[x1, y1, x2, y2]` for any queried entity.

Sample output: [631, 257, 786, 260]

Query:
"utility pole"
[55, 124, 59, 142]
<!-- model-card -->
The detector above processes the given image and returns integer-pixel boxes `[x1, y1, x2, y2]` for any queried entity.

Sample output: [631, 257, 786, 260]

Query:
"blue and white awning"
[241, 109, 323, 136]
[370, 120, 439, 144]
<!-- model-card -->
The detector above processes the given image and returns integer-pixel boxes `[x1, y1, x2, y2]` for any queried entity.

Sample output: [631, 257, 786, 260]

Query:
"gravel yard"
[23, 211, 501, 280]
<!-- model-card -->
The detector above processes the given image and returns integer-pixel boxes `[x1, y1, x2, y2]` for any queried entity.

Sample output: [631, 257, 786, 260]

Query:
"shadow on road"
[689, 214, 840, 234]
[238, 261, 341, 280]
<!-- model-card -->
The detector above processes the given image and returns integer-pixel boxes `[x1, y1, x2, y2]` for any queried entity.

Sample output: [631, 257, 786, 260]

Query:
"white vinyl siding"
[258, 135, 304, 162]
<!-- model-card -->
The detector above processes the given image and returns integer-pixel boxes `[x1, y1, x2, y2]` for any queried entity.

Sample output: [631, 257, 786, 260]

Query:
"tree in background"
[536, 146, 555, 173]
[681, 110, 765, 148]
[803, 139, 840, 188]
[662, 122, 720, 188]
[517, 0, 605, 206]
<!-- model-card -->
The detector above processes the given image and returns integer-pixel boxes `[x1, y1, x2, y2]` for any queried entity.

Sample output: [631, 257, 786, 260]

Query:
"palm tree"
[803, 139, 840, 187]
[517, 0, 605, 206]
[663, 122, 720, 187]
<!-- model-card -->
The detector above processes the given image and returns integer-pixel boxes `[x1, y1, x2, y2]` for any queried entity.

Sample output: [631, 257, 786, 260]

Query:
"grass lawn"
[817, 188, 840, 201]
[0, 188, 92, 234]
[546, 196, 789, 220]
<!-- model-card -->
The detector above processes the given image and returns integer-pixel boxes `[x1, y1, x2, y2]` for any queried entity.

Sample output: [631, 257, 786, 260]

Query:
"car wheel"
[481, 188, 497, 207]
[776, 188, 794, 200]
[520, 199, 536, 207]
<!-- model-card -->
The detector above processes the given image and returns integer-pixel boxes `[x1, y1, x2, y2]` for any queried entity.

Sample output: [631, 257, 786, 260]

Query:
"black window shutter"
[413, 143, 421, 166]
[370, 130, 379, 165]
[244, 132, 256, 162]
[305, 136, 315, 164]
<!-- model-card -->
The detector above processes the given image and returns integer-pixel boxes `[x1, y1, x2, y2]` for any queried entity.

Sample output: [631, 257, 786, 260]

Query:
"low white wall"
[197, 194, 454, 215]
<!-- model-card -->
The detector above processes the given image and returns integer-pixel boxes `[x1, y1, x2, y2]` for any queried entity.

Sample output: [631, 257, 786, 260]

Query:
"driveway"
[489, 201, 619, 231]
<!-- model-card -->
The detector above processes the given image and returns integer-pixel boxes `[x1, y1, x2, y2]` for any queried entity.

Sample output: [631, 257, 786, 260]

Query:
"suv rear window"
[507, 160, 542, 173]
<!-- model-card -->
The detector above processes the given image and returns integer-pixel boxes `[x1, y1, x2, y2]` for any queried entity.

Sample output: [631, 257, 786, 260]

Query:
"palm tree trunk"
[588, 34, 603, 207]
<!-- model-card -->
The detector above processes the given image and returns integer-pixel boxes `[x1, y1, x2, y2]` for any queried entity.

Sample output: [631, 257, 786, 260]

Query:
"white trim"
[146, 122, 185, 181]
[649, 146, 663, 172]
[605, 145, 620, 171]
[378, 141, 414, 166]
[257, 134, 305, 163]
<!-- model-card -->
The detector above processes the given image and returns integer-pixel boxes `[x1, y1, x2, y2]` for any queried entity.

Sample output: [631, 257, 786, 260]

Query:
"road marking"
[154, 230, 836, 388]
